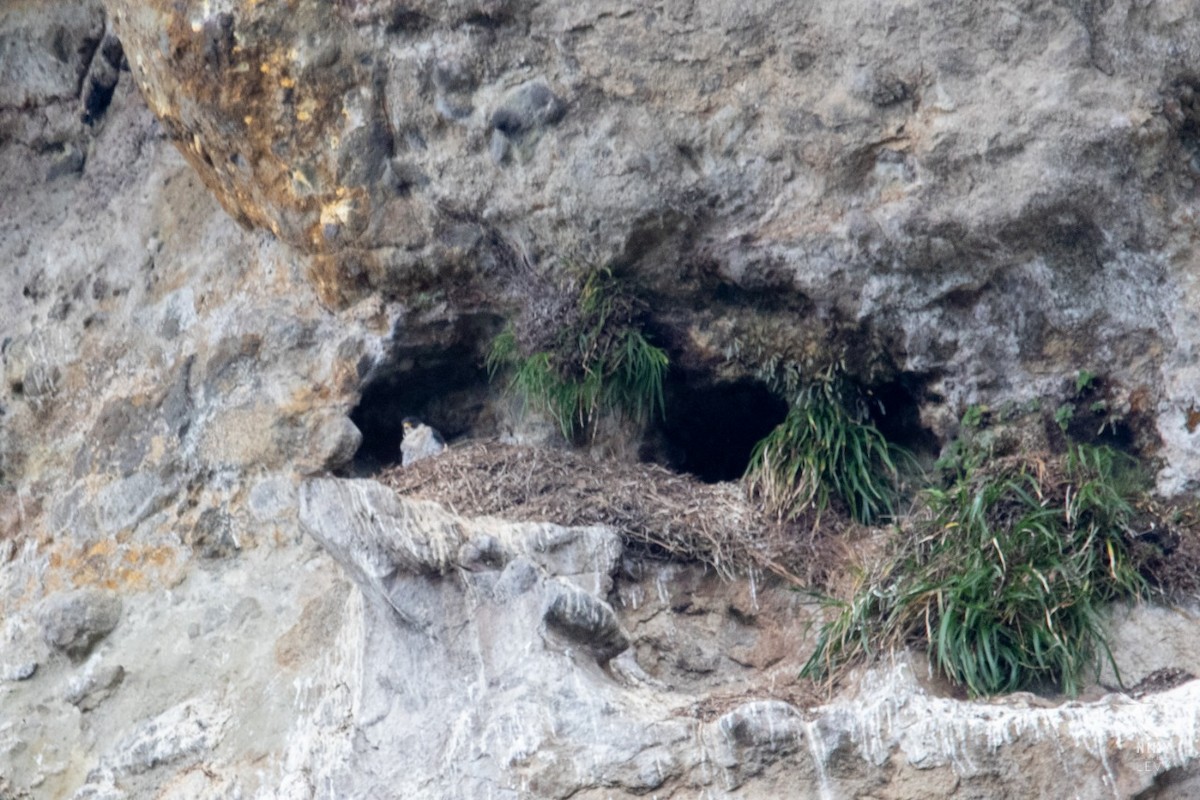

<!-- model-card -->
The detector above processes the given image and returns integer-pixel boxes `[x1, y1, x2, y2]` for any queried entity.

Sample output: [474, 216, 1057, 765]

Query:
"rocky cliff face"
[2, 1, 1200, 798]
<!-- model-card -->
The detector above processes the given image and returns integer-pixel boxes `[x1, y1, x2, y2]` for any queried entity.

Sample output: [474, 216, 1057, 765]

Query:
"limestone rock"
[64, 663, 126, 711]
[4, 0, 1200, 797]
[97, 0, 1200, 491]
[712, 701, 808, 788]
[542, 578, 629, 663]
[38, 590, 122, 661]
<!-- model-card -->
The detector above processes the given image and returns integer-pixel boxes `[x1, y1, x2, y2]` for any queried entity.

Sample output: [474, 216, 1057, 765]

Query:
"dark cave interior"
[347, 327, 938, 484]
[641, 372, 790, 483]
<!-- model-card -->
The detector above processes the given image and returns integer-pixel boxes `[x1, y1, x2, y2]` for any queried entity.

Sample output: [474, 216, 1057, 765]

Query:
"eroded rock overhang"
[104, 0, 1200, 492]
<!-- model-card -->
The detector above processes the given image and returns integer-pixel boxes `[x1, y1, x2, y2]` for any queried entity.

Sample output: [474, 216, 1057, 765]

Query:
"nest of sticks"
[380, 441, 827, 582]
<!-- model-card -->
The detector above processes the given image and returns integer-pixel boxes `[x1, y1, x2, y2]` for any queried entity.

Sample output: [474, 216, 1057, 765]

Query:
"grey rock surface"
[2, 0, 1200, 798]
[38, 590, 123, 661]
[282, 483, 1200, 799]
[100, 0, 1200, 492]
[64, 663, 126, 711]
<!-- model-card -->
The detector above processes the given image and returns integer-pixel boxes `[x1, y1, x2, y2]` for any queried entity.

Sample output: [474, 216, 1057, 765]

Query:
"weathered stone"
[305, 413, 363, 472]
[64, 663, 126, 711]
[94, 0, 1200, 497]
[1, 661, 37, 682]
[81, 33, 125, 126]
[490, 80, 567, 138]
[5, 0, 1200, 797]
[716, 700, 804, 750]
[105, 696, 229, 776]
[38, 590, 122, 661]
[45, 144, 86, 180]
[542, 578, 629, 663]
[189, 508, 238, 559]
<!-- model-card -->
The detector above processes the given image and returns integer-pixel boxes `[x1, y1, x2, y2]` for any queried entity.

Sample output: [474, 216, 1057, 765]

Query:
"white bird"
[401, 417, 446, 467]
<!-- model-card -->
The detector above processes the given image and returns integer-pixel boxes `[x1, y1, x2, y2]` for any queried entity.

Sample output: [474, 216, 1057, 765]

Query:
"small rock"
[490, 80, 566, 138]
[190, 508, 238, 559]
[1, 661, 37, 681]
[870, 75, 910, 107]
[107, 696, 230, 776]
[65, 664, 126, 711]
[488, 129, 510, 164]
[610, 649, 666, 689]
[311, 415, 362, 471]
[46, 145, 85, 180]
[37, 590, 122, 661]
[677, 642, 720, 674]
[854, 69, 911, 107]
[716, 700, 803, 750]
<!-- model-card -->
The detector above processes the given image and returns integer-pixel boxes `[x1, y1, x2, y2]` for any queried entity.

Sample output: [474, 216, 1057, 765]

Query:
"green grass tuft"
[486, 268, 667, 441]
[744, 377, 904, 526]
[801, 443, 1151, 696]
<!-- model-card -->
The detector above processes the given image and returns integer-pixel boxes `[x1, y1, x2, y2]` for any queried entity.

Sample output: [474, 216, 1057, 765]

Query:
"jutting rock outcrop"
[3, 0, 1200, 798]
[103, 0, 1200, 490]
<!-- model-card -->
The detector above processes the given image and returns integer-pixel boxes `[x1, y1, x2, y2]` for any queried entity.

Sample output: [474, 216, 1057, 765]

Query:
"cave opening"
[641, 371, 790, 484]
[866, 374, 942, 462]
[347, 318, 500, 474]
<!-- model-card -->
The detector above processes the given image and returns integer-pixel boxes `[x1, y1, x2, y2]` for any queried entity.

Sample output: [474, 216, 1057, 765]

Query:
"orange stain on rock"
[43, 539, 180, 592]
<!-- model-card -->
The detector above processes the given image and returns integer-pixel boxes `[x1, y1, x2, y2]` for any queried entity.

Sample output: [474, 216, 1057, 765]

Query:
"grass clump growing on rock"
[802, 443, 1151, 696]
[486, 266, 667, 441]
[744, 371, 904, 526]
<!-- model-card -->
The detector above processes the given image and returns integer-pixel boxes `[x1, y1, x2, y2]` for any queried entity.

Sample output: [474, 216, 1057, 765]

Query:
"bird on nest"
[400, 417, 446, 467]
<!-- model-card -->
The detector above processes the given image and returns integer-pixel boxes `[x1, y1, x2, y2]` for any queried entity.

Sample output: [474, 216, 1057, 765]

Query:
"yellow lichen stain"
[281, 385, 331, 416]
[260, 63, 271, 74]
[244, 115, 254, 125]
[280, 77, 296, 89]
[320, 197, 354, 227]
[86, 539, 117, 559]
[43, 539, 179, 593]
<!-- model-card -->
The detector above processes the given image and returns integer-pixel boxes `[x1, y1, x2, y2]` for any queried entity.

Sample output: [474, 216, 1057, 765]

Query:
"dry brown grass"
[380, 441, 851, 584]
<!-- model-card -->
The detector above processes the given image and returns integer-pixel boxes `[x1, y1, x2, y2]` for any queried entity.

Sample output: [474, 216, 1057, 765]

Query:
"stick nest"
[380, 442, 824, 582]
